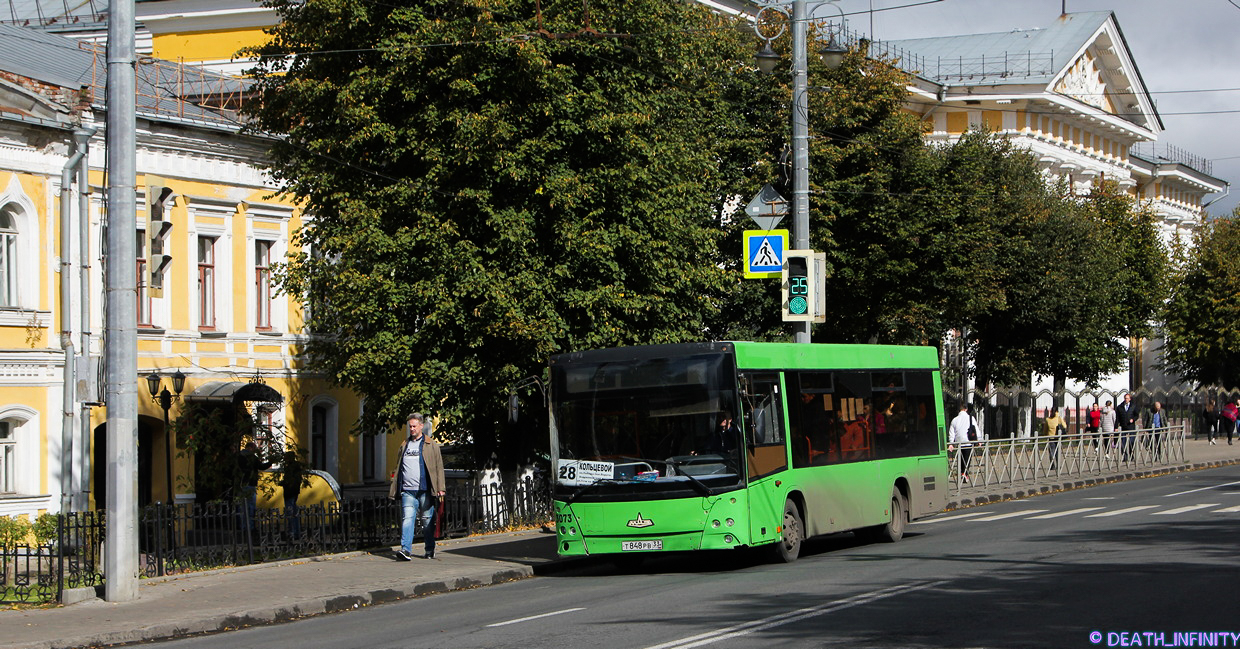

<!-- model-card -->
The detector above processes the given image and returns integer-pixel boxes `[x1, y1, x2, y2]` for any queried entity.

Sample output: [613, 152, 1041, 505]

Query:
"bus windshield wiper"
[665, 460, 714, 497]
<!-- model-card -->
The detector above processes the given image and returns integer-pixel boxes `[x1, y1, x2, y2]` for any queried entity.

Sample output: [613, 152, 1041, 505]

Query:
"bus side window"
[835, 372, 874, 463]
[789, 371, 835, 469]
[904, 371, 939, 456]
[743, 372, 786, 479]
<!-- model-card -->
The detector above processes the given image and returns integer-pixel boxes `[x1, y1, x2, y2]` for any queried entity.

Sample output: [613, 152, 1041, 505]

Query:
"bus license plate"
[621, 540, 662, 552]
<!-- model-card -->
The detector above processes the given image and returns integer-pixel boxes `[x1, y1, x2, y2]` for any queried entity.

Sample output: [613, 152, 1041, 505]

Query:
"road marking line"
[486, 607, 586, 628]
[1164, 479, 1240, 497]
[1152, 504, 1219, 515]
[642, 581, 947, 649]
[911, 512, 985, 525]
[970, 510, 1048, 521]
[1085, 505, 1159, 517]
[1083, 497, 1116, 500]
[1026, 507, 1105, 519]
[1213, 504, 1240, 513]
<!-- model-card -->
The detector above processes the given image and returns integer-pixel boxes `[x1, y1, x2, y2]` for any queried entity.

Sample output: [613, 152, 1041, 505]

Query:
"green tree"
[1162, 212, 1240, 387]
[966, 173, 1166, 389]
[245, 0, 772, 464]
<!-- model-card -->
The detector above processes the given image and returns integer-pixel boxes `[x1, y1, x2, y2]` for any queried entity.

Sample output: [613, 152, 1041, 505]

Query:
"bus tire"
[875, 489, 906, 543]
[771, 499, 803, 563]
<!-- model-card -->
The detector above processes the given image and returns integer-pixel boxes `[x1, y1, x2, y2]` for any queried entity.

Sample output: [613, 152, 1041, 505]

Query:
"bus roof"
[730, 341, 939, 371]
[550, 342, 939, 371]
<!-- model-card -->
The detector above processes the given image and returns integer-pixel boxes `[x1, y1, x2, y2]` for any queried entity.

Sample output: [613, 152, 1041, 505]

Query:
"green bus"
[549, 341, 948, 562]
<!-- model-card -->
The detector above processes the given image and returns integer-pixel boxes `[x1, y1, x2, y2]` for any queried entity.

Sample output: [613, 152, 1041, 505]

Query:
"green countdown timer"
[787, 256, 809, 315]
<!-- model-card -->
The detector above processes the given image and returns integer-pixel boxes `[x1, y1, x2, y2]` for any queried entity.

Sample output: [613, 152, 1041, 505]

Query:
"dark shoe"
[395, 549, 413, 561]
[423, 551, 437, 560]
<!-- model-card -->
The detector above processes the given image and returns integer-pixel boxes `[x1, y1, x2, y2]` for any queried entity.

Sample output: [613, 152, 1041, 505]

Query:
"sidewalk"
[0, 529, 566, 649]
[4, 437, 1239, 649]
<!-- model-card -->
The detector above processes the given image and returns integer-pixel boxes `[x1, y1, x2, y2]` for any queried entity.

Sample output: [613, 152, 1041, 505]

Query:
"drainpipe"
[75, 126, 97, 512]
[1202, 183, 1230, 212]
[59, 130, 89, 513]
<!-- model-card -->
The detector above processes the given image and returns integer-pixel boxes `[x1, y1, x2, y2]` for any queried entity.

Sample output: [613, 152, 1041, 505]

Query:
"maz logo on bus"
[626, 513, 654, 528]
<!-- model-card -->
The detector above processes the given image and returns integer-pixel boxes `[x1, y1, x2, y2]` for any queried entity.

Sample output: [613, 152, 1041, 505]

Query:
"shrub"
[32, 513, 58, 545]
[0, 515, 33, 548]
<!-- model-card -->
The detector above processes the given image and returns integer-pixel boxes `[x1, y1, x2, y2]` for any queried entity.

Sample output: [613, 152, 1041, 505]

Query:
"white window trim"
[186, 196, 237, 333]
[0, 406, 39, 496]
[0, 177, 39, 311]
[308, 396, 340, 481]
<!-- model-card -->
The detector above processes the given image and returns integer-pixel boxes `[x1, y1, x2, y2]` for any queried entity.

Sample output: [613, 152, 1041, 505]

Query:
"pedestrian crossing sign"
[744, 229, 788, 279]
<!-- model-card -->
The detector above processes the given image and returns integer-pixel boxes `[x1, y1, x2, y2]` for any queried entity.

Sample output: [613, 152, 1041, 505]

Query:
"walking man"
[947, 403, 976, 484]
[1116, 393, 1140, 462]
[389, 412, 446, 560]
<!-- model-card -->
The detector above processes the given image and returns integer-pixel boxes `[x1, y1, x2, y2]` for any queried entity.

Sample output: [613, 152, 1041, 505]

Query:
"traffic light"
[781, 250, 825, 323]
[145, 182, 175, 297]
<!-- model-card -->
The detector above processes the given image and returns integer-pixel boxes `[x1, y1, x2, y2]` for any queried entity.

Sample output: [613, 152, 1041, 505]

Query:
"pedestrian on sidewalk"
[1221, 399, 1239, 446]
[1116, 394, 1140, 462]
[279, 447, 309, 541]
[1148, 401, 1166, 460]
[389, 412, 447, 560]
[238, 441, 272, 535]
[947, 403, 976, 484]
[1086, 402, 1102, 450]
[1041, 406, 1064, 471]
[1203, 399, 1218, 445]
[1100, 401, 1117, 459]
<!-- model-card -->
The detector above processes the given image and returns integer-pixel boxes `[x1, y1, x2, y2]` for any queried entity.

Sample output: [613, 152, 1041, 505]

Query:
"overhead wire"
[196, 1, 1233, 199]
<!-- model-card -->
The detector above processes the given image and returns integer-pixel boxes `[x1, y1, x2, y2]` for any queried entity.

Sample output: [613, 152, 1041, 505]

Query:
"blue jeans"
[400, 490, 437, 555]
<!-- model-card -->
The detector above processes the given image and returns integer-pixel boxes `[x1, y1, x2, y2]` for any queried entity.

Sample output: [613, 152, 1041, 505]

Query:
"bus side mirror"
[508, 392, 520, 424]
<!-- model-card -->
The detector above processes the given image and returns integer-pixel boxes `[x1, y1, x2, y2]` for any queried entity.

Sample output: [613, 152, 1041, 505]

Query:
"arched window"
[0, 419, 14, 493]
[0, 204, 17, 307]
[0, 408, 36, 495]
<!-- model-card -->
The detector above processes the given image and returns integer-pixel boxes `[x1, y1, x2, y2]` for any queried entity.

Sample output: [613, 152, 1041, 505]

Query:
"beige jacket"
[388, 435, 446, 499]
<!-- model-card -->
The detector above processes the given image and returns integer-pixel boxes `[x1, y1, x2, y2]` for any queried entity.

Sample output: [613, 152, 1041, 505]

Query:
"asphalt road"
[153, 466, 1240, 649]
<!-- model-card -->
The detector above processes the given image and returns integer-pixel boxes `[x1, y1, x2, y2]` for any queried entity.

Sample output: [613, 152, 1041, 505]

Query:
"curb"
[6, 565, 537, 649]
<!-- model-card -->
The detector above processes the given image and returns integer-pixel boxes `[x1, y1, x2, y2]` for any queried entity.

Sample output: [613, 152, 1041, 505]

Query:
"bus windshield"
[550, 350, 743, 497]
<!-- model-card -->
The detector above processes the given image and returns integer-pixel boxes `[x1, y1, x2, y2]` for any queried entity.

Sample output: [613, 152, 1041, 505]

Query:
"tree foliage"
[244, 0, 1174, 463]
[1162, 212, 1240, 387]
[244, 0, 775, 462]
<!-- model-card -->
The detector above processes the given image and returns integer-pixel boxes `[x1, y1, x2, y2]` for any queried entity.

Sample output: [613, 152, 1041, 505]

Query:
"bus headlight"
[726, 518, 735, 527]
[712, 520, 721, 528]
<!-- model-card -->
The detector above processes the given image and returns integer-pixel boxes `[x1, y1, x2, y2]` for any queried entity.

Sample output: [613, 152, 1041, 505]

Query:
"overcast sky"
[834, 0, 1240, 216]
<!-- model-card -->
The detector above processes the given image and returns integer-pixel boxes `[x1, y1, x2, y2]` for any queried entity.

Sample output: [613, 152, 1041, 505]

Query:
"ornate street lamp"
[753, 1, 847, 343]
[146, 370, 186, 504]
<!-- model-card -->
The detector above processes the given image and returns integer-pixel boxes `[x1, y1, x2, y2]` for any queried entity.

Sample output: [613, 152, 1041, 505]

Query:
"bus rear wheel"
[771, 499, 803, 563]
[861, 489, 906, 543]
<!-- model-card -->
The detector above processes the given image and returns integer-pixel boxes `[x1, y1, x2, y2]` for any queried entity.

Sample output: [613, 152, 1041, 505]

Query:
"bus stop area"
[4, 436, 1239, 649]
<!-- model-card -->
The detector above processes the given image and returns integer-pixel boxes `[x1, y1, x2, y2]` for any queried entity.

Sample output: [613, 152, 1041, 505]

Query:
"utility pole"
[104, 0, 138, 602]
[790, 0, 811, 344]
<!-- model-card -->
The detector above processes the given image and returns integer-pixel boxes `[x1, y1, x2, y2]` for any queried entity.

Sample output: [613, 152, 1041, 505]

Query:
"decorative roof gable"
[886, 11, 1161, 134]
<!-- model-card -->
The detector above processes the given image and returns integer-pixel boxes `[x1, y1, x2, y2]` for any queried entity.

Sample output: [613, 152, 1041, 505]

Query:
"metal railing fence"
[949, 425, 1187, 492]
[1, 475, 552, 604]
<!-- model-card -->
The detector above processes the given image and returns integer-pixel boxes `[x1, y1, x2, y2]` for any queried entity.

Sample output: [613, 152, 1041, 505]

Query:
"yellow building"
[0, 22, 381, 520]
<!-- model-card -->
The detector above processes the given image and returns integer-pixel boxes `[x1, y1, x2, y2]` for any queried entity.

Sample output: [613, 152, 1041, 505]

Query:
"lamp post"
[145, 370, 186, 504]
[754, 0, 846, 343]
